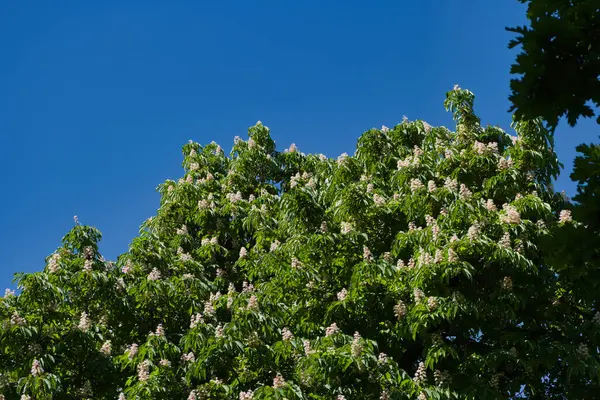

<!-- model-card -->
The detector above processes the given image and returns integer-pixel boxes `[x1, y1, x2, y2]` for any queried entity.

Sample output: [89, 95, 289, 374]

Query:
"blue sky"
[0, 0, 597, 288]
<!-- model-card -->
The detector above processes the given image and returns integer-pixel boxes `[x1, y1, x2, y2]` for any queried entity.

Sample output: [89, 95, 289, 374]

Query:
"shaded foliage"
[507, 0, 600, 129]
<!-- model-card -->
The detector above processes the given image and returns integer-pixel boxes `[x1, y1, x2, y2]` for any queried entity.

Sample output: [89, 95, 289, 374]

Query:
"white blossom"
[447, 248, 458, 262]
[239, 390, 254, 400]
[499, 232, 511, 248]
[127, 343, 138, 359]
[78, 312, 91, 331]
[100, 340, 111, 355]
[498, 158, 513, 170]
[410, 179, 424, 192]
[427, 297, 438, 311]
[239, 247, 248, 259]
[181, 352, 195, 362]
[434, 369, 451, 387]
[373, 193, 386, 206]
[394, 301, 407, 319]
[383, 252, 393, 263]
[425, 215, 435, 226]
[413, 361, 427, 385]
[501, 204, 521, 224]
[467, 222, 481, 240]
[337, 152, 349, 165]
[272, 373, 286, 389]
[559, 209, 572, 223]
[121, 260, 132, 274]
[198, 199, 210, 210]
[444, 177, 458, 191]
[176, 225, 188, 235]
[363, 246, 373, 261]
[414, 289, 425, 303]
[147, 268, 161, 281]
[291, 257, 303, 269]
[303, 339, 314, 355]
[137, 360, 150, 381]
[340, 221, 353, 234]
[459, 184, 472, 200]
[242, 281, 255, 293]
[190, 313, 203, 328]
[201, 299, 215, 317]
[473, 141, 487, 155]
[337, 288, 348, 301]
[502, 276, 513, 291]
[397, 158, 411, 169]
[418, 251, 432, 266]
[320, 221, 328, 232]
[179, 252, 192, 262]
[427, 180, 437, 192]
[396, 259, 405, 270]
[325, 323, 340, 336]
[83, 260, 93, 272]
[31, 359, 43, 376]
[215, 324, 224, 337]
[282, 327, 294, 341]
[432, 223, 440, 241]
[351, 332, 362, 357]
[434, 249, 443, 264]
[247, 295, 259, 310]
[47, 253, 61, 273]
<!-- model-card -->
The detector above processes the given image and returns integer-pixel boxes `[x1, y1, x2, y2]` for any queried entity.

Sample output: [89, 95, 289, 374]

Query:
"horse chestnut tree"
[1, 87, 597, 399]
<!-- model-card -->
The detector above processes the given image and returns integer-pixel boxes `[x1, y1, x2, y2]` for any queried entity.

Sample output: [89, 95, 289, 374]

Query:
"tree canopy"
[507, 0, 600, 129]
[1, 87, 599, 399]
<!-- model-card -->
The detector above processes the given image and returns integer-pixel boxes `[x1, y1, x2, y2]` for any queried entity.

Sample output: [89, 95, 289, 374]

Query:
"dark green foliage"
[507, 0, 600, 129]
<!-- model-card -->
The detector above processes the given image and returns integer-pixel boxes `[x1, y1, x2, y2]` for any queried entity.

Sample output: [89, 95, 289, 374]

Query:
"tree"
[1, 87, 597, 399]
[506, 0, 600, 129]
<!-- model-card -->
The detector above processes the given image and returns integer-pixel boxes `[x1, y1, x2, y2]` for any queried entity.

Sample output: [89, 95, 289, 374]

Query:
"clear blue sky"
[0, 0, 597, 288]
